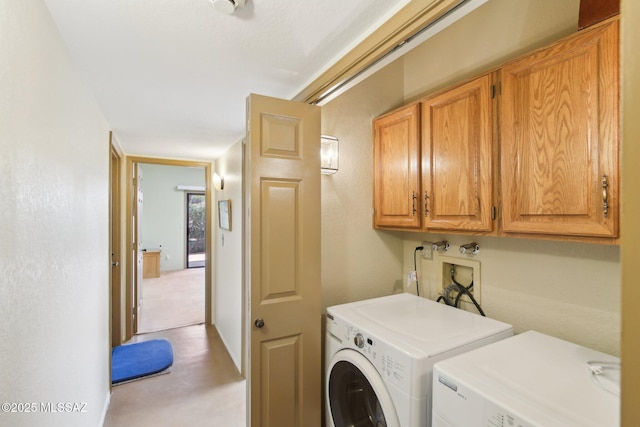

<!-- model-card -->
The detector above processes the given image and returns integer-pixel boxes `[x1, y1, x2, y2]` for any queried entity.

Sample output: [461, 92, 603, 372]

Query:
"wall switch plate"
[421, 241, 433, 260]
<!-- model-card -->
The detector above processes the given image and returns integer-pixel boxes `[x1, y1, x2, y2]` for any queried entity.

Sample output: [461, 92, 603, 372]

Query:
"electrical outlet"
[437, 256, 481, 310]
[420, 241, 433, 260]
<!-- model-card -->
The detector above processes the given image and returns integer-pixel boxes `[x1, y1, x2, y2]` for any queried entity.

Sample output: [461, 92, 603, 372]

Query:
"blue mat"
[112, 339, 174, 384]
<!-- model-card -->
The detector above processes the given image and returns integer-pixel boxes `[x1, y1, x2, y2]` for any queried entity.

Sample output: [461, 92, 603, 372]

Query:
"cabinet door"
[373, 103, 421, 229]
[500, 20, 619, 238]
[421, 74, 495, 232]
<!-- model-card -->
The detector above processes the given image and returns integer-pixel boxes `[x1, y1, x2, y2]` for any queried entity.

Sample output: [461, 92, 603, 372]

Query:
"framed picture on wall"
[218, 199, 231, 231]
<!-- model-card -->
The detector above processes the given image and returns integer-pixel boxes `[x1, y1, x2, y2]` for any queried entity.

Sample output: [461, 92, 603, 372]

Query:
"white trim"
[176, 185, 205, 191]
[99, 391, 111, 426]
[316, 0, 489, 106]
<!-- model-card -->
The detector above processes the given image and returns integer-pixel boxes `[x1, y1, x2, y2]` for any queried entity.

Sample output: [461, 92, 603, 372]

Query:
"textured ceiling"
[44, 0, 411, 160]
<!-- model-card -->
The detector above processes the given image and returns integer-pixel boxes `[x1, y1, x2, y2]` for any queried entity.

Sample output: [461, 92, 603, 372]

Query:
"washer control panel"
[327, 319, 412, 387]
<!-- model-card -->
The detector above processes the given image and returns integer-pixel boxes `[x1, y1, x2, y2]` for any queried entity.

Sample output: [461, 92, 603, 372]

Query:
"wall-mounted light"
[211, 0, 246, 14]
[321, 135, 339, 175]
[213, 173, 225, 191]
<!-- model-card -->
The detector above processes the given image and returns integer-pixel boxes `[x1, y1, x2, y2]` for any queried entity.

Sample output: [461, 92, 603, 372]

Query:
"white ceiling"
[43, 0, 412, 160]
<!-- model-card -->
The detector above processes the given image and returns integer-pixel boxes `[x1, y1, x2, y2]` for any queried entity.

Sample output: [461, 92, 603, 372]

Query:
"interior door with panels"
[245, 93, 321, 427]
[500, 19, 619, 238]
[421, 73, 495, 232]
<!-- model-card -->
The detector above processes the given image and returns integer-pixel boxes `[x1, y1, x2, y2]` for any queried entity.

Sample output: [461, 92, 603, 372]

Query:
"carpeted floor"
[138, 268, 205, 333]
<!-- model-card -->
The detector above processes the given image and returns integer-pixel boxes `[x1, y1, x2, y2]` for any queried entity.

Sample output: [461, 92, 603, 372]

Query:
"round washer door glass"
[328, 351, 399, 427]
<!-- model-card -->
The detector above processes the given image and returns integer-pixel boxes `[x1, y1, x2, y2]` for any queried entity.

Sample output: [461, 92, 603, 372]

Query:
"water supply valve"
[432, 241, 450, 252]
[459, 242, 480, 255]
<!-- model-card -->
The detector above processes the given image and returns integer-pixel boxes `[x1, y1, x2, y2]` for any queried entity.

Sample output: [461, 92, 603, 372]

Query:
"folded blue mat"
[112, 339, 174, 384]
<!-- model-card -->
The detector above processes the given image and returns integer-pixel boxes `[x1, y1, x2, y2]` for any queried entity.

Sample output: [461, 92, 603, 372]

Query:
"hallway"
[138, 268, 206, 333]
[105, 324, 245, 426]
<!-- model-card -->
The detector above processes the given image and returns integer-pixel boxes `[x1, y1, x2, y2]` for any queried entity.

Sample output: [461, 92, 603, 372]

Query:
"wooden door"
[500, 19, 619, 238]
[110, 136, 122, 347]
[245, 93, 321, 427]
[373, 103, 421, 229]
[421, 74, 495, 232]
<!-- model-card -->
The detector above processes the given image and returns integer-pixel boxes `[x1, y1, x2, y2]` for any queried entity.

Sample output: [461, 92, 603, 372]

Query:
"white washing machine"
[325, 293, 513, 427]
[432, 331, 620, 427]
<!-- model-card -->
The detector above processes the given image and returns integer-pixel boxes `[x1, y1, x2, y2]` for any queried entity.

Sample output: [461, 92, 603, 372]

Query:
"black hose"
[413, 246, 423, 296]
[450, 268, 485, 316]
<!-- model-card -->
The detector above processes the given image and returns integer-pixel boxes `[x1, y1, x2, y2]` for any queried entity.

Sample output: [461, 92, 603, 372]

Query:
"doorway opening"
[187, 192, 206, 268]
[136, 164, 206, 333]
[124, 157, 212, 340]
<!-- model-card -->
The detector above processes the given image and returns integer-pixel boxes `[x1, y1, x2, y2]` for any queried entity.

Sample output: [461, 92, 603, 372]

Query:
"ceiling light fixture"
[211, 0, 246, 15]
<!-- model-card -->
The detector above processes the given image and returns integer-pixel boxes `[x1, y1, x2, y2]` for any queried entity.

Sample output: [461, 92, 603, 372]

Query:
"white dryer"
[432, 330, 620, 427]
[325, 293, 513, 427]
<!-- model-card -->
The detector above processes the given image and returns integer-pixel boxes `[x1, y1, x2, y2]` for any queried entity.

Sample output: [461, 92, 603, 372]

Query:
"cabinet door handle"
[411, 191, 417, 216]
[602, 175, 609, 218]
[424, 191, 430, 216]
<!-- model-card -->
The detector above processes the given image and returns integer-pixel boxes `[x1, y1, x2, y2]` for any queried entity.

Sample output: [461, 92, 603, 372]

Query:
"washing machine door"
[327, 349, 400, 427]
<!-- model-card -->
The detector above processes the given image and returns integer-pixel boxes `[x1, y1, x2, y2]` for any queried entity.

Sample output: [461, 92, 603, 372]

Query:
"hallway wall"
[214, 140, 243, 372]
[0, 0, 111, 425]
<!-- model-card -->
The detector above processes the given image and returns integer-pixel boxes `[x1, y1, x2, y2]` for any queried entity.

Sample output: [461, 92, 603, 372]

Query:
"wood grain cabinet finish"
[500, 19, 619, 238]
[373, 103, 421, 229]
[421, 73, 495, 232]
[143, 250, 161, 279]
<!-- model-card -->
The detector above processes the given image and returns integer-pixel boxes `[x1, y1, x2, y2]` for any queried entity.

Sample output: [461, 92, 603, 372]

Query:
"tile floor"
[104, 324, 246, 427]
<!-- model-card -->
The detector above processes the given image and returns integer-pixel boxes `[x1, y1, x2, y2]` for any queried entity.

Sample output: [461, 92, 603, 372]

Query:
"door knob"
[254, 318, 265, 329]
[112, 261, 119, 267]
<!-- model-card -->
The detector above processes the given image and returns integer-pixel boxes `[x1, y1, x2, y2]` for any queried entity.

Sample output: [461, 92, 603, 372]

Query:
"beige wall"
[403, 235, 619, 355]
[321, 60, 407, 310]
[401, 0, 620, 356]
[322, 0, 621, 356]
[214, 140, 243, 372]
[621, 0, 640, 423]
[0, 0, 111, 425]
[404, 0, 581, 100]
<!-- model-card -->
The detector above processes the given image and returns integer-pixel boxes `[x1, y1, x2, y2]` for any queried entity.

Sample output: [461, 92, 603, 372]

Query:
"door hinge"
[491, 82, 503, 98]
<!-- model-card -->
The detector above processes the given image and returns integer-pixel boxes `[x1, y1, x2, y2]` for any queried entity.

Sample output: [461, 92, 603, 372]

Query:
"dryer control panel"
[326, 312, 413, 391]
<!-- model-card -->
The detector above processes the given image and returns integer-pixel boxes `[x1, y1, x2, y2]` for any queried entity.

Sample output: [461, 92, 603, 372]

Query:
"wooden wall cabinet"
[421, 73, 495, 232]
[372, 18, 619, 242]
[373, 103, 421, 229]
[500, 19, 619, 239]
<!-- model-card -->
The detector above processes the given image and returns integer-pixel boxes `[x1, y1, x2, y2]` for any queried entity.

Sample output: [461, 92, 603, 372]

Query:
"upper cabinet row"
[373, 17, 619, 243]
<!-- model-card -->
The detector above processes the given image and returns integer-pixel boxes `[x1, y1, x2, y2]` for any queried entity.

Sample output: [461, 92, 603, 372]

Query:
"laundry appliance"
[432, 330, 620, 427]
[325, 293, 513, 427]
